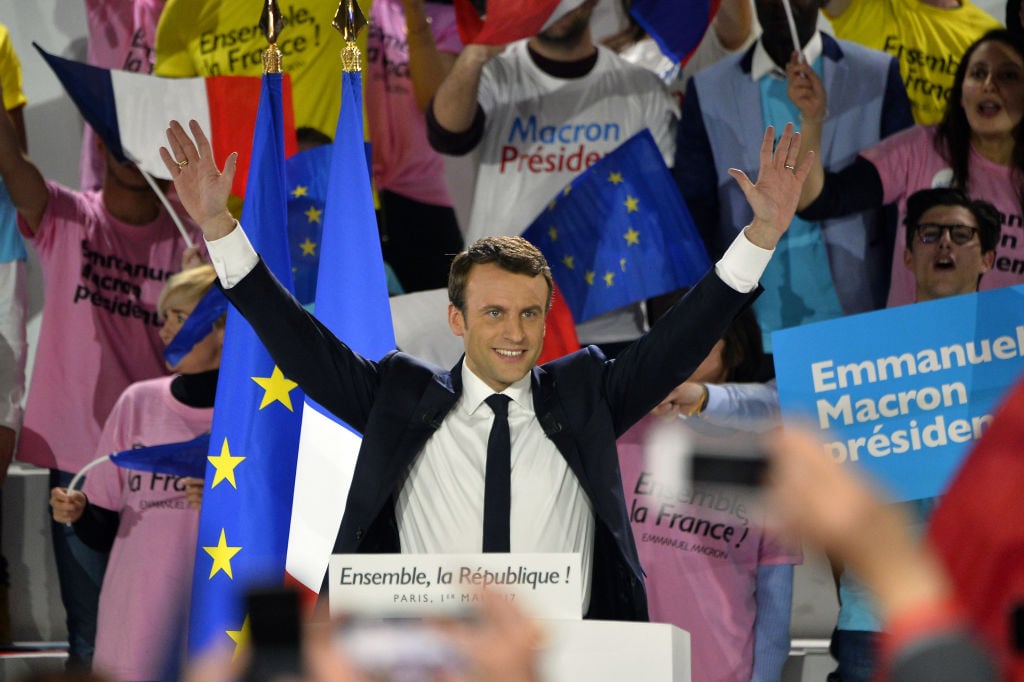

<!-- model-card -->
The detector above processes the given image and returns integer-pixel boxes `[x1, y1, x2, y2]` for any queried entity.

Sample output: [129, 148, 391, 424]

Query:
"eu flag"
[110, 433, 211, 479]
[286, 145, 332, 307]
[522, 129, 711, 324]
[285, 68, 396, 598]
[188, 72, 305, 655]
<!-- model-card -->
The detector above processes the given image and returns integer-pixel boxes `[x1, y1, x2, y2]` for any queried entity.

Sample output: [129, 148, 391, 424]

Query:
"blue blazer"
[225, 259, 757, 620]
[677, 33, 913, 314]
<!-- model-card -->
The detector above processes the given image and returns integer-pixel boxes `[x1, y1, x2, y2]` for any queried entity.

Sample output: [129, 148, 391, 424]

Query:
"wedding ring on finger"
[784, 163, 797, 173]
[176, 159, 189, 169]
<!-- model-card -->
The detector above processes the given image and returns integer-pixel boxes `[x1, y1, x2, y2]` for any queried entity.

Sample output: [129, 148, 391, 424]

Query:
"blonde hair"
[157, 264, 219, 320]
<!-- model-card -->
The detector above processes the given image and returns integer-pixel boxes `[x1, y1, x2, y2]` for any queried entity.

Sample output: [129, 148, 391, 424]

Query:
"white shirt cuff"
[703, 383, 728, 415]
[205, 222, 259, 289]
[714, 227, 773, 293]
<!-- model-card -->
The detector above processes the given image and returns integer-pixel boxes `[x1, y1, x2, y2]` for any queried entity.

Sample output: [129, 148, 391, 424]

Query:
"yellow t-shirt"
[826, 0, 1002, 125]
[0, 24, 27, 112]
[154, 0, 352, 137]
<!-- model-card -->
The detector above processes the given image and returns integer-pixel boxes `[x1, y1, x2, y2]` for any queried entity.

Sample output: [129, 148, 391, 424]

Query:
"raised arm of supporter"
[429, 43, 503, 134]
[731, 123, 813, 250]
[785, 53, 827, 212]
[650, 381, 708, 418]
[160, 119, 237, 241]
[657, 380, 780, 429]
[0, 81, 47, 235]
[403, 0, 459, 112]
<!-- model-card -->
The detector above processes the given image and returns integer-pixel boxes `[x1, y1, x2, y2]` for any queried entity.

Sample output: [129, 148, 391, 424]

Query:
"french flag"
[453, 0, 717, 66]
[35, 44, 296, 198]
[284, 66, 396, 603]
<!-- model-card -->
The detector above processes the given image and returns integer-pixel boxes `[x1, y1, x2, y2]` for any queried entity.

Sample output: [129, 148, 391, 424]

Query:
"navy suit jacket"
[225, 259, 756, 620]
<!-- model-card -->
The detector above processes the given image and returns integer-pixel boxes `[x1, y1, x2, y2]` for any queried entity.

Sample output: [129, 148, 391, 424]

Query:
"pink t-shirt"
[366, 0, 462, 205]
[861, 124, 1023, 307]
[618, 417, 801, 682]
[80, 0, 166, 190]
[85, 375, 210, 682]
[16, 182, 200, 472]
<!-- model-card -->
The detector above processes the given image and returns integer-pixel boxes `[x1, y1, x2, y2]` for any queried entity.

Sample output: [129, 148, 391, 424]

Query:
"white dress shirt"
[750, 30, 823, 82]
[205, 224, 775, 612]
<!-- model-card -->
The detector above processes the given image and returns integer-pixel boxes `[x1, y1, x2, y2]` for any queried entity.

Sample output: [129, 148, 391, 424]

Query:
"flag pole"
[187, 0, 305, 657]
[779, 0, 804, 64]
[134, 160, 194, 248]
[282, 0, 386, 601]
[261, 0, 285, 74]
[333, 0, 367, 73]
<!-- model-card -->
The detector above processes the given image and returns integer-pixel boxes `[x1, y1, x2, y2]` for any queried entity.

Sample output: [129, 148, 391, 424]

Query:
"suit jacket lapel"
[531, 365, 588, 489]
[376, 359, 462, 499]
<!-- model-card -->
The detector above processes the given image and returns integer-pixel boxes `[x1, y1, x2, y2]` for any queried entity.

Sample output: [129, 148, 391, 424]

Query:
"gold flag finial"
[260, 0, 286, 73]
[333, 0, 367, 72]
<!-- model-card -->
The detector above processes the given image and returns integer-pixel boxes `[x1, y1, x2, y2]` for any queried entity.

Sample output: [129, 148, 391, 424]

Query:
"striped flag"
[284, 69, 396, 600]
[35, 44, 297, 198]
[453, 0, 575, 45]
[187, 72, 304, 655]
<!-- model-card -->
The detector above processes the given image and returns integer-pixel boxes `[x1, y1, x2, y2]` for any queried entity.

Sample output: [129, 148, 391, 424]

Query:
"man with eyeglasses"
[829, 184, 1000, 682]
[902, 187, 1000, 303]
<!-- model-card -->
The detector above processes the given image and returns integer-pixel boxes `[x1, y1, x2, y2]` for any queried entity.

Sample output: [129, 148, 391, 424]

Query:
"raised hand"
[728, 123, 814, 250]
[160, 119, 237, 241]
[786, 52, 827, 125]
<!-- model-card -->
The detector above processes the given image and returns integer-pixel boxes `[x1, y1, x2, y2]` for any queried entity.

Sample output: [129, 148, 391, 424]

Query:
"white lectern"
[328, 553, 690, 681]
[539, 620, 691, 682]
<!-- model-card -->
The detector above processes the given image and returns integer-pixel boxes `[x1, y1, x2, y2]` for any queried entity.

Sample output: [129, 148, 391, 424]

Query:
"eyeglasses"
[915, 223, 980, 245]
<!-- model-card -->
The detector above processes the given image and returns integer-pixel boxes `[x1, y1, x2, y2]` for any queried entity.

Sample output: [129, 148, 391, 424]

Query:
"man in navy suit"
[161, 120, 812, 621]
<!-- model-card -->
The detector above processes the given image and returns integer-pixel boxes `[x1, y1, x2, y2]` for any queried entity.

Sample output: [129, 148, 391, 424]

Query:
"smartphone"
[645, 417, 769, 489]
[243, 588, 303, 682]
[691, 451, 769, 488]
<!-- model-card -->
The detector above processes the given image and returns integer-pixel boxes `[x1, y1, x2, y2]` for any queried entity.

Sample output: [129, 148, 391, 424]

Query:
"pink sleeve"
[859, 125, 934, 207]
[19, 182, 85, 255]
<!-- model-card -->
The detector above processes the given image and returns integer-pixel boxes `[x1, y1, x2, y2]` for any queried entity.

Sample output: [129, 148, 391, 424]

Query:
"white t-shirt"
[468, 41, 679, 343]
[470, 41, 678, 242]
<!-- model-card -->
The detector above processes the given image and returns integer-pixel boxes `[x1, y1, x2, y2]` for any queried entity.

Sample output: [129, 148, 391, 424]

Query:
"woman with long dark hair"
[791, 29, 1024, 307]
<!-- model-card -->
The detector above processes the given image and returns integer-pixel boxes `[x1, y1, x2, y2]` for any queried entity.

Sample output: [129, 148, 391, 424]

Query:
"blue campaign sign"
[773, 285, 1024, 502]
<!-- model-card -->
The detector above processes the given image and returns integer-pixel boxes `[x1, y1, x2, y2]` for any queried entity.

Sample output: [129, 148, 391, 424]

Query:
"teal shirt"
[757, 61, 843, 351]
[0, 179, 26, 263]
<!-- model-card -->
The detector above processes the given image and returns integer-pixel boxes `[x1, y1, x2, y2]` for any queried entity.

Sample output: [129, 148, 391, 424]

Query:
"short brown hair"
[448, 236, 553, 312]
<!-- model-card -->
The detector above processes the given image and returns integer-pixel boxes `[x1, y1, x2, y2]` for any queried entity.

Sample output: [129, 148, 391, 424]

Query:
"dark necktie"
[483, 394, 512, 553]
